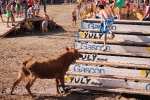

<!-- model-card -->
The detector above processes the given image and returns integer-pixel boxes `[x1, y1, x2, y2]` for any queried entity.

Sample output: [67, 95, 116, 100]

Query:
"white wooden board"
[69, 65, 150, 78]
[81, 54, 150, 65]
[77, 32, 150, 42]
[83, 19, 150, 24]
[65, 75, 150, 91]
[74, 42, 150, 54]
[81, 22, 150, 32]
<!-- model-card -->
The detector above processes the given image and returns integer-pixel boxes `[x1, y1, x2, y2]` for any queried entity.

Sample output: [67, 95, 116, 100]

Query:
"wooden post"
[44, 0, 47, 12]
[25, 0, 28, 21]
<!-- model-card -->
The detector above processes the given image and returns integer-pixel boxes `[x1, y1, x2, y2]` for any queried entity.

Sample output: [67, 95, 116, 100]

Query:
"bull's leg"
[60, 76, 66, 93]
[10, 71, 25, 95]
[55, 78, 60, 93]
[25, 75, 37, 97]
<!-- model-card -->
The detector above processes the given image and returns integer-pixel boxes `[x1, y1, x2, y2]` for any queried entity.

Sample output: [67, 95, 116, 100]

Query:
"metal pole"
[44, 0, 47, 12]
[25, 0, 28, 21]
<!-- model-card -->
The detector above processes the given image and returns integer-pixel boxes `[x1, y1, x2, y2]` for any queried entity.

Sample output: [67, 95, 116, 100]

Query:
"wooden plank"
[64, 76, 150, 92]
[77, 32, 150, 42]
[74, 42, 150, 54]
[68, 65, 150, 81]
[76, 60, 150, 70]
[81, 22, 150, 32]
[76, 39, 150, 46]
[0, 16, 42, 37]
[0, 16, 24, 37]
[78, 29, 150, 36]
[66, 84, 150, 95]
[26, 17, 43, 21]
[78, 49, 150, 58]
[66, 71, 150, 82]
[81, 53, 150, 65]
[82, 19, 150, 25]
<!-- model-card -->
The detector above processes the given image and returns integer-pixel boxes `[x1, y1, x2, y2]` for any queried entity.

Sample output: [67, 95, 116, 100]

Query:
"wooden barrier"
[0, 16, 42, 37]
[65, 20, 150, 95]
[81, 20, 150, 32]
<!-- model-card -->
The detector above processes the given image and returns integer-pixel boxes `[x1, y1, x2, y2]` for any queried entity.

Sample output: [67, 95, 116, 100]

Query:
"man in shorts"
[6, 1, 15, 27]
[16, 0, 21, 18]
[33, 0, 40, 17]
[0, 0, 4, 21]
[109, 0, 125, 20]
[27, 5, 35, 18]
[97, 5, 115, 51]
[42, 11, 50, 34]
[72, 8, 77, 28]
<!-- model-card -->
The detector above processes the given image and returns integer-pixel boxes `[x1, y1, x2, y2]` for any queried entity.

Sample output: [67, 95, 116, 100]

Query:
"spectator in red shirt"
[28, 0, 33, 9]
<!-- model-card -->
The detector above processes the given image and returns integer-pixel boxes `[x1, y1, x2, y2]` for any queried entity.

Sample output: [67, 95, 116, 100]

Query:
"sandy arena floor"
[0, 3, 149, 100]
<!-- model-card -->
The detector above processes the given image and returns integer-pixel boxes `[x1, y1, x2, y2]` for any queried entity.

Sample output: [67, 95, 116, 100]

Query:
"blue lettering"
[88, 45, 91, 49]
[74, 65, 81, 72]
[111, 25, 116, 30]
[81, 67, 85, 72]
[88, 23, 101, 29]
[96, 45, 101, 50]
[95, 25, 99, 29]
[92, 45, 96, 50]
[99, 69, 105, 74]
[82, 42, 87, 49]
[89, 68, 96, 73]
[85, 68, 90, 73]
[146, 84, 150, 91]
[81, 43, 110, 51]
[73, 66, 105, 74]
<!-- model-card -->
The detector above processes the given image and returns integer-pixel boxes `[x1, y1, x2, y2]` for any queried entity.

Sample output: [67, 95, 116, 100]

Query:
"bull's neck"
[62, 52, 75, 69]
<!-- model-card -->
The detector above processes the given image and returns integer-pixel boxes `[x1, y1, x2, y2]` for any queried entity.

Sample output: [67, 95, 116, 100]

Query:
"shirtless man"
[6, 1, 15, 27]
[16, 0, 21, 18]
[42, 11, 50, 34]
[97, 5, 115, 51]
[0, 1, 4, 21]
[72, 8, 77, 28]
[109, 0, 125, 20]
[27, 6, 35, 18]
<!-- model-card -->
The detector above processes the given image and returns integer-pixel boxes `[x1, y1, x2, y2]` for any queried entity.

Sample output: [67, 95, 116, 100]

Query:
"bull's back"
[26, 60, 63, 79]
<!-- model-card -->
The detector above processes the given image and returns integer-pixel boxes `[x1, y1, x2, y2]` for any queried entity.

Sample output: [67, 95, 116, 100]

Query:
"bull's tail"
[20, 60, 31, 77]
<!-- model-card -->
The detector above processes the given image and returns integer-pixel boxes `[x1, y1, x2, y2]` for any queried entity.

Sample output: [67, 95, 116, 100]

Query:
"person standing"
[97, 5, 115, 51]
[0, 0, 4, 21]
[42, 11, 50, 34]
[28, 0, 33, 9]
[141, 0, 150, 21]
[6, 1, 15, 27]
[72, 8, 77, 28]
[109, 0, 125, 20]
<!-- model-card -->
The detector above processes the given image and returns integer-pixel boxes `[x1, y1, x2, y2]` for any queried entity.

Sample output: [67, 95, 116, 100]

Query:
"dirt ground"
[0, 3, 149, 100]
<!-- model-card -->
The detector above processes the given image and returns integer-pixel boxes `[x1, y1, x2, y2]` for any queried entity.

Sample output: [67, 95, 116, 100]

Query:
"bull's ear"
[66, 47, 69, 51]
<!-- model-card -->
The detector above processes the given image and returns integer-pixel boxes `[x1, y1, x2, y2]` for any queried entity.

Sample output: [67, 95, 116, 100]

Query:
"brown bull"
[10, 47, 82, 97]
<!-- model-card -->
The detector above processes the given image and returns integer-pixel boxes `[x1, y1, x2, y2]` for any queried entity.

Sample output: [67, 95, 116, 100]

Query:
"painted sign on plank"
[69, 65, 150, 78]
[65, 75, 150, 91]
[81, 54, 150, 65]
[81, 22, 150, 32]
[81, 22, 116, 30]
[74, 42, 150, 53]
[77, 32, 150, 42]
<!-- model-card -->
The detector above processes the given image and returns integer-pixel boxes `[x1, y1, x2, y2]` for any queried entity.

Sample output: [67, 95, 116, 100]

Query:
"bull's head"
[66, 46, 83, 60]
